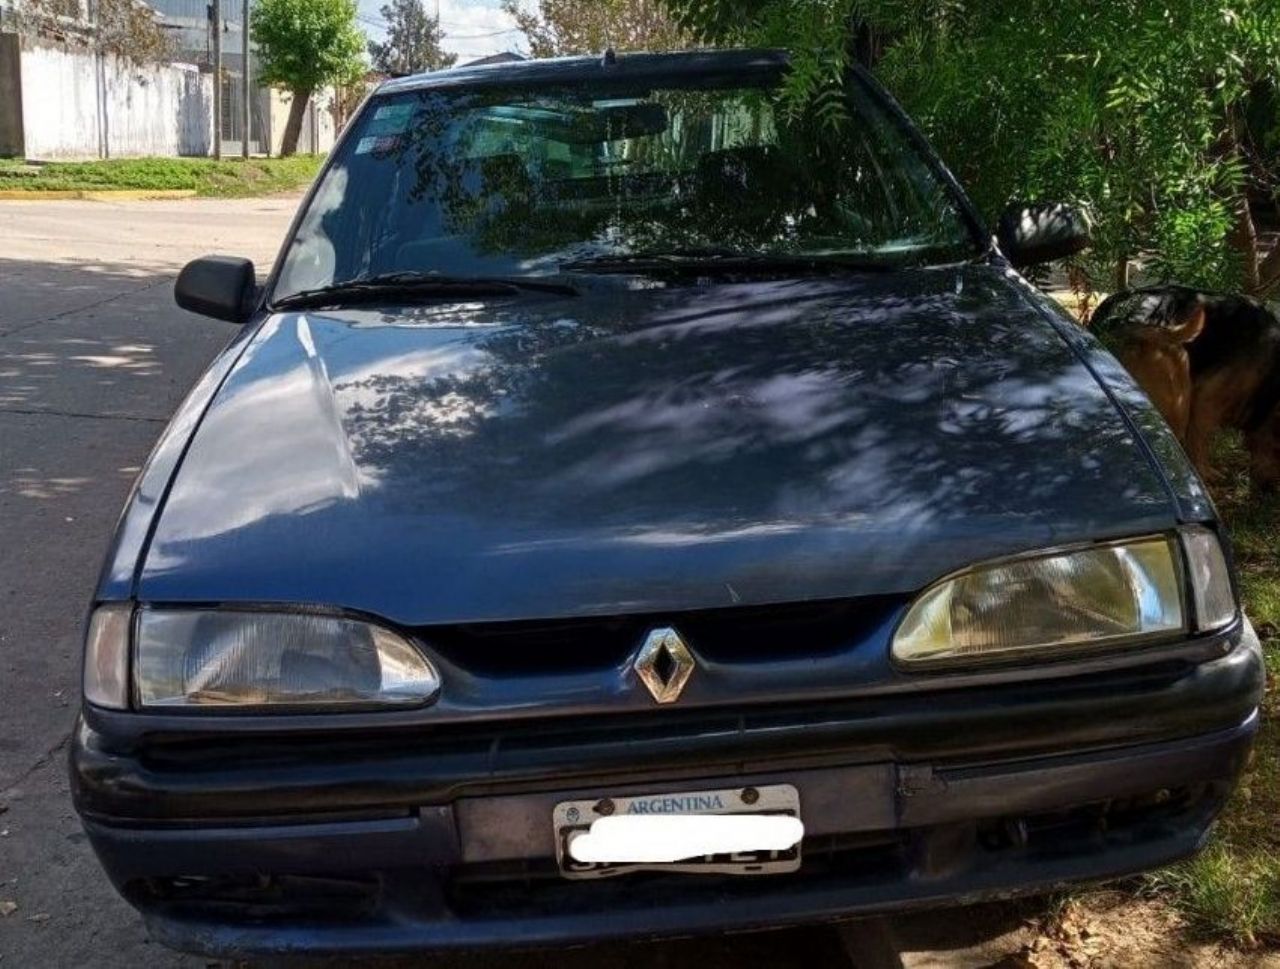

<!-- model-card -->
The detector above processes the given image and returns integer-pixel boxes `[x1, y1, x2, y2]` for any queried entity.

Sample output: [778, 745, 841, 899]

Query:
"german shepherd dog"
[1091, 285, 1280, 491]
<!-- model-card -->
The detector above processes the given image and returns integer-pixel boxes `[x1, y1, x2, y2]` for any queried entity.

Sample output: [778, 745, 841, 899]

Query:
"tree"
[252, 0, 366, 156]
[367, 0, 456, 76]
[664, 0, 1280, 296]
[502, 0, 688, 57]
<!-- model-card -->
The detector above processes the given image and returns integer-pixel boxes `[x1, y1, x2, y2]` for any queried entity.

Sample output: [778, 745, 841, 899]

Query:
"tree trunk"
[1114, 256, 1131, 292]
[845, 13, 880, 69]
[1233, 194, 1261, 293]
[280, 85, 313, 157]
[1224, 119, 1269, 295]
[1257, 240, 1280, 297]
[1254, 206, 1280, 297]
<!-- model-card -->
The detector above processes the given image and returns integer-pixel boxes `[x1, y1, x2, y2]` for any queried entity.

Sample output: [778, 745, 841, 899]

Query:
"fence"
[0, 10, 338, 160]
[2, 37, 214, 158]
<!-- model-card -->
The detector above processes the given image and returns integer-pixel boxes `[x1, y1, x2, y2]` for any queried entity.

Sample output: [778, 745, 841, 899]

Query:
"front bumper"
[72, 624, 1265, 958]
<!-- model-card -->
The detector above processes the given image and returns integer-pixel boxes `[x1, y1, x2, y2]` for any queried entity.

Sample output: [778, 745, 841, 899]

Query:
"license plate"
[553, 783, 801, 879]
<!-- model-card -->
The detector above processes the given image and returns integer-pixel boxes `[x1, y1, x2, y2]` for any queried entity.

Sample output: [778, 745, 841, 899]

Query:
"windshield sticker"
[373, 102, 415, 123]
[355, 134, 403, 156]
[366, 102, 416, 138]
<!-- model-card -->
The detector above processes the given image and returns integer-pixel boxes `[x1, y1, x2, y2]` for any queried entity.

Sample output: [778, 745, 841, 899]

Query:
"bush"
[664, 0, 1280, 294]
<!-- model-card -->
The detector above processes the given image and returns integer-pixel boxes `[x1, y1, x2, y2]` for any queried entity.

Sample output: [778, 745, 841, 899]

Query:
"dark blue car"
[72, 49, 1263, 958]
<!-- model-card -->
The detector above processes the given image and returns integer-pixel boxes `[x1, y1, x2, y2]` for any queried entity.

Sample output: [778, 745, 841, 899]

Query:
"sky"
[356, 0, 536, 62]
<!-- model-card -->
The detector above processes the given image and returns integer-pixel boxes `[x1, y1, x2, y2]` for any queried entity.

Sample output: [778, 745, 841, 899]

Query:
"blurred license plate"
[554, 783, 801, 879]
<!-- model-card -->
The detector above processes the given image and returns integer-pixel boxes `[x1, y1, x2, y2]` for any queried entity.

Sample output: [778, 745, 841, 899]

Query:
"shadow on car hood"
[140, 267, 1177, 625]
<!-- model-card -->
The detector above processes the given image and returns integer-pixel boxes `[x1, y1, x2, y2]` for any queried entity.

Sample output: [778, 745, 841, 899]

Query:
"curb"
[0, 188, 198, 201]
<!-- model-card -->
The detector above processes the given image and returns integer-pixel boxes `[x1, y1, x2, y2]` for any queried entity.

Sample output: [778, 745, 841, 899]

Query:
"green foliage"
[502, 0, 689, 57]
[668, 0, 853, 122]
[252, 0, 366, 94]
[0, 157, 325, 197]
[367, 0, 456, 76]
[662, 0, 1280, 292]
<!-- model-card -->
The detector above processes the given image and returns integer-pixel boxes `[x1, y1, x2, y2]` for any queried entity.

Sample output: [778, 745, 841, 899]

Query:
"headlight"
[82, 605, 440, 711]
[893, 534, 1195, 667]
[134, 608, 439, 710]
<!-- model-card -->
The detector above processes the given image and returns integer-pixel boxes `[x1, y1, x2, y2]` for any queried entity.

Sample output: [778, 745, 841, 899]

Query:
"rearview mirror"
[175, 256, 256, 324]
[485, 101, 669, 144]
[588, 102, 668, 141]
[996, 203, 1090, 269]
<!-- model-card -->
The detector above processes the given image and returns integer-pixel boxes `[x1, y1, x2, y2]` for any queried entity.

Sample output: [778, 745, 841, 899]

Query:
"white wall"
[103, 58, 213, 157]
[14, 39, 336, 159]
[267, 85, 338, 157]
[314, 86, 336, 153]
[19, 41, 214, 159]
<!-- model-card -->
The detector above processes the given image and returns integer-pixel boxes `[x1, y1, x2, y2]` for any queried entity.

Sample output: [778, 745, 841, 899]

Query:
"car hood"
[140, 267, 1177, 625]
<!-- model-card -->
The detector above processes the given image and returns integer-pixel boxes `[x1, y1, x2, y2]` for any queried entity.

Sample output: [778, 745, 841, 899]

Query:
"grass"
[1141, 435, 1280, 948]
[0, 155, 324, 197]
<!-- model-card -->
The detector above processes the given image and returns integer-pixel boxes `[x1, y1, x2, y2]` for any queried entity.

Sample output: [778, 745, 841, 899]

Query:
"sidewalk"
[0, 189, 197, 201]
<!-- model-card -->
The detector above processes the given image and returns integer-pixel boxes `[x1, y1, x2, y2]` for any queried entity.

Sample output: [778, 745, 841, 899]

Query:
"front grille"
[130, 872, 381, 922]
[976, 783, 1218, 857]
[420, 595, 904, 676]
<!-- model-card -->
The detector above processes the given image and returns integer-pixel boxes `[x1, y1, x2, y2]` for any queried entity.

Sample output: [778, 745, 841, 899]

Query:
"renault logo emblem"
[634, 626, 696, 704]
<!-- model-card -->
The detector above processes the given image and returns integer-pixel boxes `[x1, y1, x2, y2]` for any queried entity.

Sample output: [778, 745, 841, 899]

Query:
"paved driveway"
[0, 196, 1029, 968]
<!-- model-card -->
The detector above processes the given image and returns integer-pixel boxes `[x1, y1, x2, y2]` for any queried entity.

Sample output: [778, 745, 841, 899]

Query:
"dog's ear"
[1168, 302, 1206, 344]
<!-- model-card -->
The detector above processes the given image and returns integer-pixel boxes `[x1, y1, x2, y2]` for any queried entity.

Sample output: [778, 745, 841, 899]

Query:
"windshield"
[274, 66, 980, 300]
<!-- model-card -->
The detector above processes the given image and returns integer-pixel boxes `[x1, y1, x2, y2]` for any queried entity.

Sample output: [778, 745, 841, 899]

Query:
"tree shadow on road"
[0, 256, 237, 421]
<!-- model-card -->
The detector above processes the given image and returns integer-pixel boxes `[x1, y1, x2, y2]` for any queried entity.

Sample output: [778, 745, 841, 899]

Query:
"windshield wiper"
[559, 249, 902, 277]
[272, 271, 579, 310]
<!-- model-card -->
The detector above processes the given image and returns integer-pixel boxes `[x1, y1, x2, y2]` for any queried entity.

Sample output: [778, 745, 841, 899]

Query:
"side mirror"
[996, 203, 1090, 268]
[175, 256, 257, 323]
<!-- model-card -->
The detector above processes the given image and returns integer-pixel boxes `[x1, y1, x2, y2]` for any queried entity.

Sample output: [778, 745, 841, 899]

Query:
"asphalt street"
[0, 195, 1030, 968]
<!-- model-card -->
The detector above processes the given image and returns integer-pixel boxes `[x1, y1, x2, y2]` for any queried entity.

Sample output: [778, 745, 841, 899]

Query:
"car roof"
[375, 48, 791, 97]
